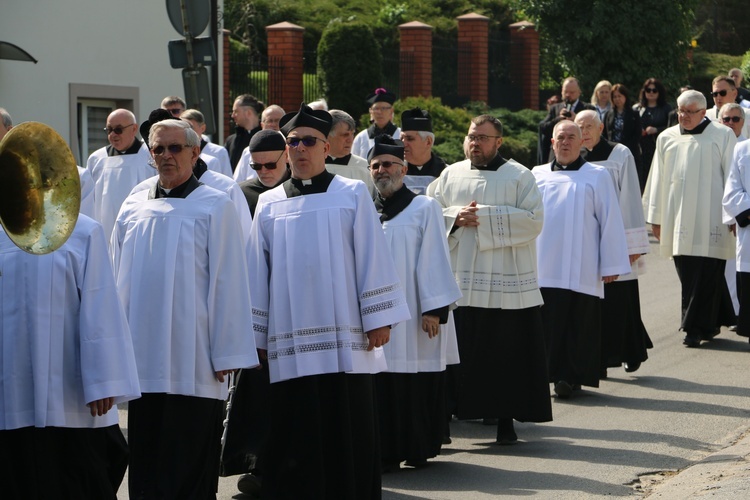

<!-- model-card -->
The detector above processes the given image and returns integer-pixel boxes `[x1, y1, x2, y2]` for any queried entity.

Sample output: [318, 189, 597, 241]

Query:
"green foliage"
[690, 50, 743, 98]
[742, 51, 750, 83]
[317, 22, 383, 119]
[513, 0, 700, 95]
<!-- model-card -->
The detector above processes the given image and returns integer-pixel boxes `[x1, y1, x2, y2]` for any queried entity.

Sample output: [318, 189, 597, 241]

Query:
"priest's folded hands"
[455, 200, 480, 227]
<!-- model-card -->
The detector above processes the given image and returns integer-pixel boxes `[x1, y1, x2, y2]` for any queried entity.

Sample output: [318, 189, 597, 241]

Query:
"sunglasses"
[151, 144, 191, 155]
[370, 160, 403, 170]
[722, 115, 743, 123]
[286, 136, 325, 148]
[645, 87, 658, 93]
[104, 123, 134, 135]
[251, 151, 285, 171]
[167, 108, 184, 116]
[711, 90, 728, 98]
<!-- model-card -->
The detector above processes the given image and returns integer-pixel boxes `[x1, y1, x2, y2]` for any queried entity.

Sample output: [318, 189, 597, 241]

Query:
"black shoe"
[554, 380, 573, 398]
[496, 418, 518, 445]
[683, 334, 701, 348]
[482, 418, 498, 425]
[237, 473, 262, 496]
[623, 361, 641, 373]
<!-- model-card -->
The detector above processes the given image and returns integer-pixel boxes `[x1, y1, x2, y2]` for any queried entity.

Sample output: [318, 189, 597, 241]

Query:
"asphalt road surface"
[118, 235, 750, 499]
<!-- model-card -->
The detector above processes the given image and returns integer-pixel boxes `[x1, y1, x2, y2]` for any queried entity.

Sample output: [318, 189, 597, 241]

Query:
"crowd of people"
[1, 66, 750, 499]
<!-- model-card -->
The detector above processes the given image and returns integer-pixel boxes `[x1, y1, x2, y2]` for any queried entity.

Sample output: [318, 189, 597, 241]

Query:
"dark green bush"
[317, 22, 383, 119]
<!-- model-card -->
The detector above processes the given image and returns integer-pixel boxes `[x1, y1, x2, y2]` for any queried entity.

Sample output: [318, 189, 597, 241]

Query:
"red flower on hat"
[375, 88, 387, 95]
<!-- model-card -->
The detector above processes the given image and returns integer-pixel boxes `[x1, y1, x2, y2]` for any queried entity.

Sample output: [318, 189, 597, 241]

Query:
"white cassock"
[325, 154, 376, 194]
[201, 142, 232, 177]
[351, 127, 402, 159]
[723, 139, 750, 272]
[111, 185, 258, 400]
[380, 196, 462, 372]
[643, 122, 736, 260]
[86, 142, 155, 242]
[0, 215, 140, 430]
[77, 165, 95, 217]
[233, 147, 258, 182]
[723, 137, 749, 314]
[587, 143, 650, 280]
[130, 170, 252, 246]
[430, 159, 544, 309]
[200, 152, 223, 176]
[534, 162, 631, 298]
[248, 176, 411, 383]
[707, 105, 750, 140]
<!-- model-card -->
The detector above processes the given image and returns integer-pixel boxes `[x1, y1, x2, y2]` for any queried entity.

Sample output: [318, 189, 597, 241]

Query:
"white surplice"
[326, 154, 376, 194]
[643, 122, 736, 259]
[232, 147, 258, 182]
[112, 185, 258, 400]
[130, 170, 252, 246]
[77, 165, 95, 217]
[587, 143, 650, 281]
[86, 143, 155, 242]
[248, 176, 411, 383]
[380, 196, 462, 372]
[201, 141, 232, 177]
[430, 159, 544, 309]
[534, 162, 631, 298]
[723, 139, 750, 272]
[0, 215, 140, 430]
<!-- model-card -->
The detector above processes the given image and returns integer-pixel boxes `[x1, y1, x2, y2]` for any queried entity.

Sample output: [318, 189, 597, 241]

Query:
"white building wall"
[0, 1, 221, 162]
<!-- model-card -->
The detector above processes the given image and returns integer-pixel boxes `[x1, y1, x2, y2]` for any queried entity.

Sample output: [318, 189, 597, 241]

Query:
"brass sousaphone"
[0, 122, 81, 254]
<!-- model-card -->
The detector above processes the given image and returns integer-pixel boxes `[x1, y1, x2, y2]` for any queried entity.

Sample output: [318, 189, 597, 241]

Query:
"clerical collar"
[150, 174, 202, 199]
[374, 184, 417, 223]
[192, 157, 208, 180]
[582, 139, 615, 162]
[367, 121, 398, 139]
[106, 137, 143, 157]
[471, 153, 506, 171]
[283, 169, 335, 198]
[680, 117, 711, 135]
[552, 156, 585, 171]
[325, 154, 352, 165]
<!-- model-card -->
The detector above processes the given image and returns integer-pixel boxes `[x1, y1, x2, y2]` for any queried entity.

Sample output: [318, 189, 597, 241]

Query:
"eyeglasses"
[167, 108, 184, 116]
[677, 108, 705, 116]
[104, 123, 135, 135]
[286, 136, 325, 148]
[370, 105, 393, 112]
[711, 90, 729, 98]
[722, 115, 743, 123]
[151, 144, 191, 155]
[250, 151, 285, 170]
[466, 134, 501, 143]
[370, 160, 403, 170]
[645, 87, 659, 94]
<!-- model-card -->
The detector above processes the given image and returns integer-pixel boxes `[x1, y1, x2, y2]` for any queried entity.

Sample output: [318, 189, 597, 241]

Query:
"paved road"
[118, 236, 750, 499]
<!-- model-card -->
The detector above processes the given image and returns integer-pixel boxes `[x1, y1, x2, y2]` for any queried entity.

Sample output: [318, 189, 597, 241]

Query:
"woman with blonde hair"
[591, 80, 612, 121]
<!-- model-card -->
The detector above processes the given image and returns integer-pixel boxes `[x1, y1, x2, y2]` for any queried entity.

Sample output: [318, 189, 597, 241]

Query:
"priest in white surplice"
[575, 110, 652, 375]
[86, 108, 155, 242]
[723, 137, 750, 343]
[351, 88, 401, 158]
[0, 215, 140, 498]
[430, 115, 552, 444]
[112, 119, 258, 498]
[325, 109, 376, 194]
[533, 120, 631, 398]
[401, 107, 448, 195]
[248, 104, 410, 499]
[368, 135, 462, 470]
[643, 90, 737, 348]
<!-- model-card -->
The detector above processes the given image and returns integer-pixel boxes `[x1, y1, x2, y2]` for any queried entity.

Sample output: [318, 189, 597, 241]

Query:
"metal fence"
[432, 35, 471, 107]
[487, 33, 523, 110]
[303, 51, 322, 103]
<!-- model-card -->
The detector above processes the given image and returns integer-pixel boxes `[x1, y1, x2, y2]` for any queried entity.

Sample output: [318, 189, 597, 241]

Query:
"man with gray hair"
[719, 102, 747, 141]
[0, 107, 12, 140]
[400, 107, 447, 195]
[728, 68, 750, 105]
[644, 90, 737, 348]
[324, 109, 375, 192]
[260, 104, 285, 131]
[112, 119, 258, 498]
[707, 76, 750, 138]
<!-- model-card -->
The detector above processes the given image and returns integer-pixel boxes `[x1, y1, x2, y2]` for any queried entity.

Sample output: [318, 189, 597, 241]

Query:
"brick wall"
[266, 22, 305, 112]
[509, 21, 540, 110]
[399, 21, 433, 98]
[457, 13, 490, 103]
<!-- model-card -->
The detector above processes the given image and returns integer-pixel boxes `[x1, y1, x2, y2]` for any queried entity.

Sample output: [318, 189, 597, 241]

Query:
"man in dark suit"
[729, 68, 750, 104]
[538, 77, 595, 164]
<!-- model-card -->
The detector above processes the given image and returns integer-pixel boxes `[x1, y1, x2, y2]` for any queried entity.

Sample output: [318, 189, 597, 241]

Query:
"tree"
[514, 0, 700, 96]
[317, 22, 383, 118]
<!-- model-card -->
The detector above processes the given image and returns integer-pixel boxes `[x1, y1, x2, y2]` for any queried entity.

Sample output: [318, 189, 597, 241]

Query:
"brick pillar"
[266, 22, 305, 113]
[222, 29, 231, 140]
[457, 13, 489, 103]
[399, 21, 433, 98]
[509, 21, 540, 110]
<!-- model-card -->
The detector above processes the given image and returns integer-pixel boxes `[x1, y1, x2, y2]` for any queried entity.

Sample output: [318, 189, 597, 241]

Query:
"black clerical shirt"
[106, 138, 143, 157]
[149, 174, 202, 200]
[283, 169, 336, 198]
